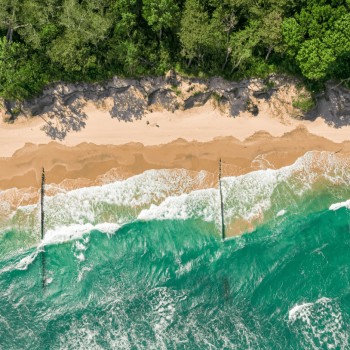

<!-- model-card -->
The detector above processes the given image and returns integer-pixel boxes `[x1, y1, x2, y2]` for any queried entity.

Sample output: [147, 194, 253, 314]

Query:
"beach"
[3, 0, 350, 342]
[2, 88, 350, 349]
[1, 100, 350, 193]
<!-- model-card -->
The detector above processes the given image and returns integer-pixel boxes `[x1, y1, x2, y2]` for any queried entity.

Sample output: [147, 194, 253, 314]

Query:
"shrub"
[292, 94, 316, 111]
[3, 116, 14, 124]
[11, 106, 21, 115]
[212, 92, 222, 100]
[171, 84, 181, 96]
[265, 80, 276, 88]
[263, 80, 276, 92]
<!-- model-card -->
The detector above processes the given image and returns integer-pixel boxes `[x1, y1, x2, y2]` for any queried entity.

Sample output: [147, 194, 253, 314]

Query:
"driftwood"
[331, 78, 350, 90]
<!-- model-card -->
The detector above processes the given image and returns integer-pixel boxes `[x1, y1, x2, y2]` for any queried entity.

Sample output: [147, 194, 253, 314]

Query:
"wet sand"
[2, 96, 350, 203]
[1, 126, 349, 193]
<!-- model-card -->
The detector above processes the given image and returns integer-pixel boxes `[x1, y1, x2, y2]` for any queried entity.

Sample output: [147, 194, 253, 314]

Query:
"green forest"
[1, 0, 350, 101]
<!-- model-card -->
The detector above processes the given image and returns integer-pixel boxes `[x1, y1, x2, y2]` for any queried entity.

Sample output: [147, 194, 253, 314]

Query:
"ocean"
[0, 150, 350, 349]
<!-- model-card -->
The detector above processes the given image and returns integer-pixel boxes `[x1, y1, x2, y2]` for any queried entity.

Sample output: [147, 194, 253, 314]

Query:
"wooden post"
[224, 278, 229, 301]
[41, 168, 46, 289]
[41, 251, 46, 289]
[41, 168, 45, 240]
[219, 159, 226, 240]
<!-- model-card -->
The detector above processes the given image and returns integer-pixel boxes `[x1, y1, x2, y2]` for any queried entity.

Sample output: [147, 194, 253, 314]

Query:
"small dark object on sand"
[156, 123, 159, 127]
[146, 121, 150, 125]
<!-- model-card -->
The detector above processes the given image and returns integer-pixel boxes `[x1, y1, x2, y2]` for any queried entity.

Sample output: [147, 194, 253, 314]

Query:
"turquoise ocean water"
[1, 151, 350, 349]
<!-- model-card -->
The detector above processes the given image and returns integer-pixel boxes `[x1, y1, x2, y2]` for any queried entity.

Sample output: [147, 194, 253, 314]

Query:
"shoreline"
[1, 126, 350, 194]
[2, 97, 350, 196]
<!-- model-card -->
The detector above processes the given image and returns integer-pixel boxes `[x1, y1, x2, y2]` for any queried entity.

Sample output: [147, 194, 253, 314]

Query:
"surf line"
[41, 168, 46, 289]
[219, 158, 226, 240]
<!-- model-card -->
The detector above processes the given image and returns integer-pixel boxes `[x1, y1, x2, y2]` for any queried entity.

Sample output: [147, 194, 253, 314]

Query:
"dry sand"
[1, 100, 350, 194]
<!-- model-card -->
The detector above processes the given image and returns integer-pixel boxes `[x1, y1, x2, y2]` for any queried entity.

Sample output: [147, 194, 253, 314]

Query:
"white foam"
[288, 297, 349, 349]
[75, 252, 85, 261]
[329, 199, 350, 211]
[0, 200, 11, 217]
[277, 209, 287, 217]
[0, 222, 121, 274]
[0, 247, 43, 274]
[2, 168, 212, 235]
[77, 267, 91, 282]
[43, 224, 94, 246]
[15, 250, 40, 270]
[75, 241, 87, 251]
[41, 222, 120, 246]
[289, 302, 314, 321]
[94, 223, 121, 237]
[138, 189, 218, 224]
[2, 150, 350, 242]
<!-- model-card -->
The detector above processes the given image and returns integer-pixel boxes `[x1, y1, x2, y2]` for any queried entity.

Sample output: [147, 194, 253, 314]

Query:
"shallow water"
[1, 151, 350, 349]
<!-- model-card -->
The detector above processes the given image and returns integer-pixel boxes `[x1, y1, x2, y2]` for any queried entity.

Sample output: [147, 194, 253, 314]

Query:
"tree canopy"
[1, 0, 350, 101]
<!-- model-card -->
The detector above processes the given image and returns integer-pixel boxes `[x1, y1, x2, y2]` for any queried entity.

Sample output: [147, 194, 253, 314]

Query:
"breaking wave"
[2, 151, 350, 253]
[1, 151, 350, 349]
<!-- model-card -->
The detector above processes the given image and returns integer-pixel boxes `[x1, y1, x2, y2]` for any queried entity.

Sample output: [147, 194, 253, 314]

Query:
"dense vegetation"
[1, 0, 350, 101]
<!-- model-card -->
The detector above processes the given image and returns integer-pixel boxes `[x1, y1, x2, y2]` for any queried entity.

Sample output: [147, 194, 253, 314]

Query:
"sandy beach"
[4, 2, 350, 344]
[2, 100, 350, 159]
[1, 99, 350, 196]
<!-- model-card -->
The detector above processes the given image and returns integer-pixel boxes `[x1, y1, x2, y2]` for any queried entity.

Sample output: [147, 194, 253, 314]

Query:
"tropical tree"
[0, 37, 38, 100]
[0, 0, 25, 44]
[229, 22, 260, 71]
[142, 0, 179, 41]
[179, 0, 213, 67]
[15, 0, 62, 50]
[47, 0, 113, 72]
[210, 6, 237, 70]
[260, 11, 284, 61]
[282, 0, 350, 79]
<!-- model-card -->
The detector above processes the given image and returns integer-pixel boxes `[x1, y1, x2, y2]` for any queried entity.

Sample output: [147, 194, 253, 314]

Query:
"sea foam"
[288, 297, 349, 349]
[2, 150, 350, 244]
[329, 199, 350, 211]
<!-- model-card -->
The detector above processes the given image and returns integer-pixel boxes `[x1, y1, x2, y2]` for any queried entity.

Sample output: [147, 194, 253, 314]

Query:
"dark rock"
[307, 82, 350, 127]
[62, 92, 82, 106]
[148, 88, 179, 111]
[23, 95, 54, 117]
[252, 88, 277, 101]
[184, 92, 211, 110]
[4, 73, 350, 139]
[165, 69, 176, 85]
[110, 86, 146, 122]
[245, 99, 259, 116]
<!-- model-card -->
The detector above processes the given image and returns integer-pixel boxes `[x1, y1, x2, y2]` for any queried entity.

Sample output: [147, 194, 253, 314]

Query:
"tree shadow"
[109, 104, 144, 122]
[306, 83, 350, 129]
[108, 87, 147, 122]
[323, 111, 350, 129]
[40, 100, 88, 141]
[33, 86, 149, 140]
